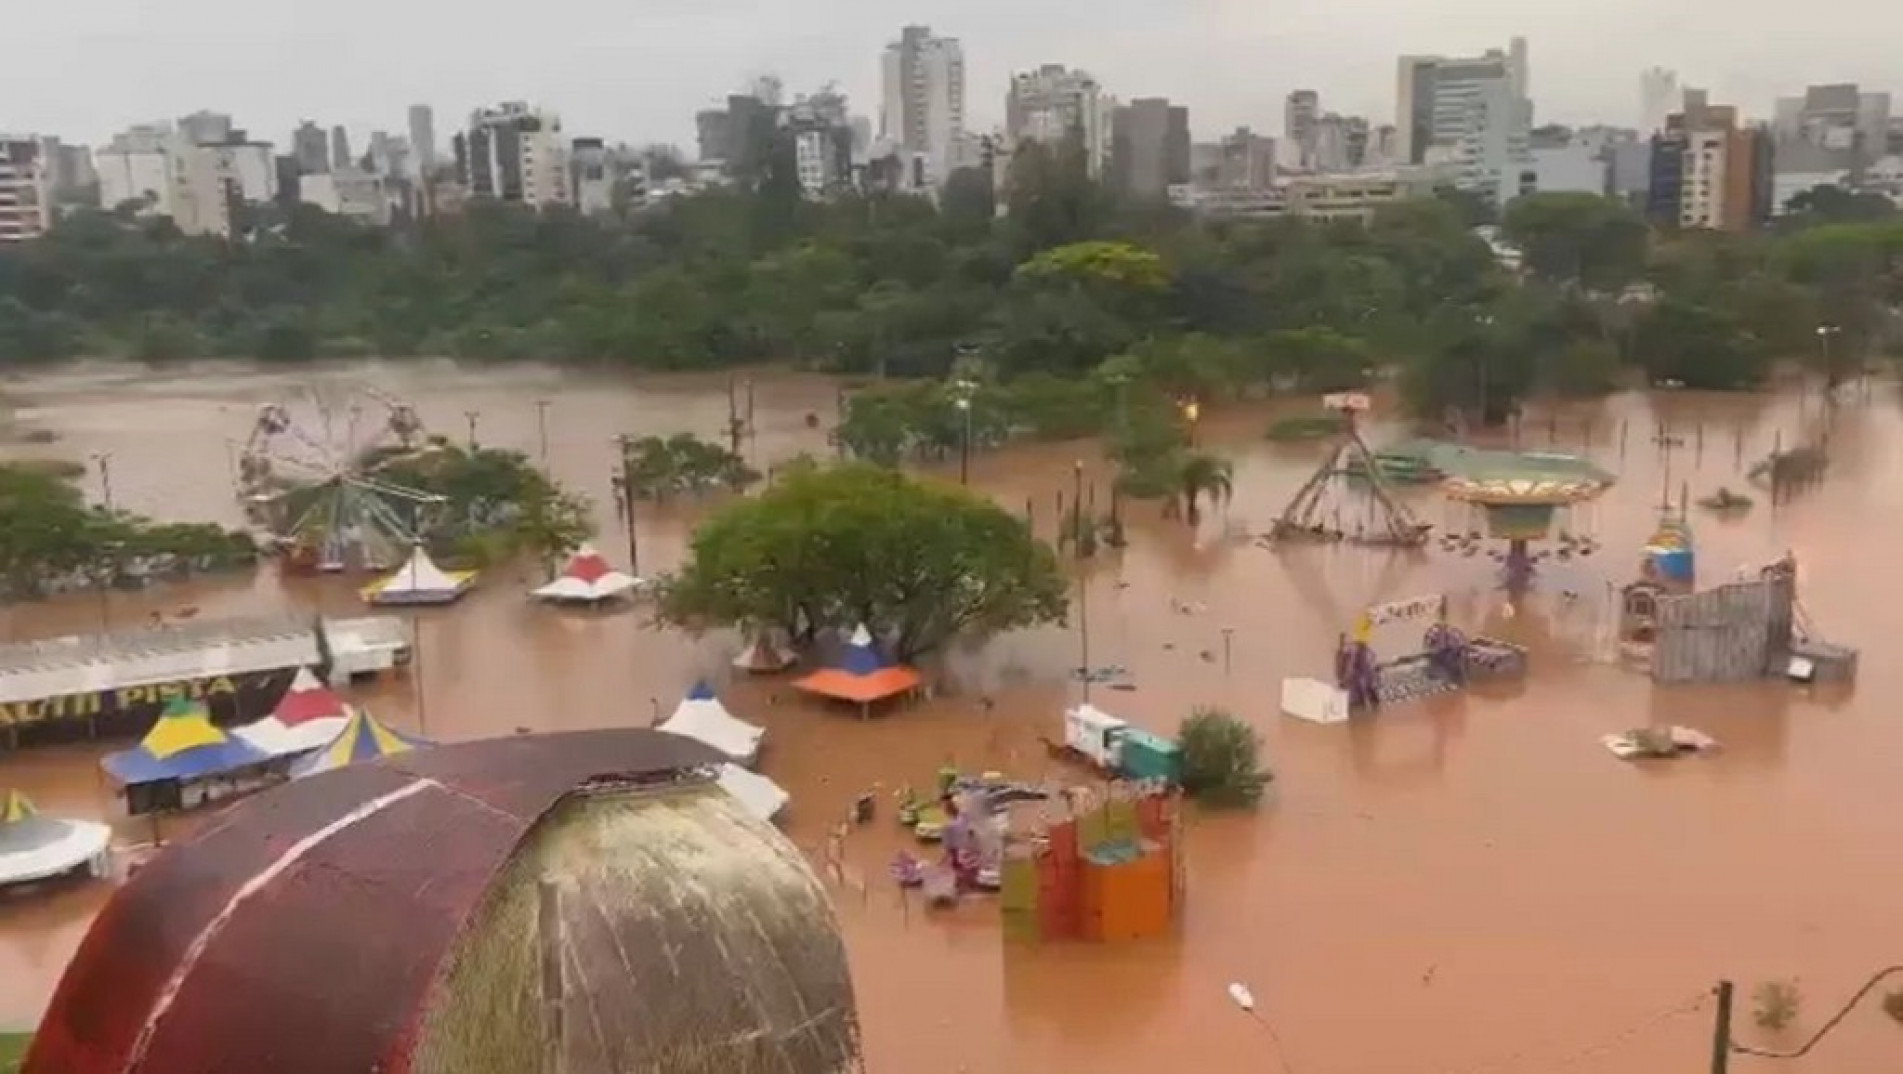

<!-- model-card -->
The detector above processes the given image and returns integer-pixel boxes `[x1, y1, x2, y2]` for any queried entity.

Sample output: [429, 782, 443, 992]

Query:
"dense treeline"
[2, 135, 1901, 424]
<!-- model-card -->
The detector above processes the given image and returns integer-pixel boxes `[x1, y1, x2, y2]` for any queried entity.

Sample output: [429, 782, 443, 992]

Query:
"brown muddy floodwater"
[3, 360, 1902, 1073]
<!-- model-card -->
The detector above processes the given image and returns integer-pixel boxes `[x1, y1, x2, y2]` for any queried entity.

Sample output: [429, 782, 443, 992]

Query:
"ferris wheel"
[236, 385, 447, 572]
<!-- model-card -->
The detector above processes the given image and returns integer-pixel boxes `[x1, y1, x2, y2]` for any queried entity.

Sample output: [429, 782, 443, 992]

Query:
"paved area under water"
[2, 361, 1900, 1072]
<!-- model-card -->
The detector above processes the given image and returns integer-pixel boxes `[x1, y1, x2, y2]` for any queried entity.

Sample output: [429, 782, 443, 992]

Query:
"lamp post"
[534, 399, 551, 468]
[1073, 460, 1091, 701]
[92, 452, 115, 515]
[1815, 323, 1843, 387]
[953, 378, 977, 485]
[463, 410, 481, 449]
[612, 434, 641, 576]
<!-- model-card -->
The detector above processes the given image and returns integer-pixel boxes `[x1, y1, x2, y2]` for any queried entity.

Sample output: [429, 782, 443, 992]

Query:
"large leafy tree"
[656, 463, 1067, 659]
[1501, 192, 1649, 292]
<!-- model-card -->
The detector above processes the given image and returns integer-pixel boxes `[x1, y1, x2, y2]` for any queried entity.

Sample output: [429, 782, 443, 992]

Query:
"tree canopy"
[655, 463, 1068, 659]
[3, 151, 1900, 425]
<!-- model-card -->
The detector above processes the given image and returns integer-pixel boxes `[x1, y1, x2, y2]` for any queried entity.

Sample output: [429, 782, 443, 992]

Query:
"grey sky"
[10, 0, 1901, 150]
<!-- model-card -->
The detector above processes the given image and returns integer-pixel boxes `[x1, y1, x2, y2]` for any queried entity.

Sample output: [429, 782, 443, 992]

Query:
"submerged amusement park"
[0, 361, 1900, 1074]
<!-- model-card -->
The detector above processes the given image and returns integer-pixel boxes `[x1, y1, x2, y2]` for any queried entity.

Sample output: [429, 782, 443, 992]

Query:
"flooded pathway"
[3, 361, 1902, 1072]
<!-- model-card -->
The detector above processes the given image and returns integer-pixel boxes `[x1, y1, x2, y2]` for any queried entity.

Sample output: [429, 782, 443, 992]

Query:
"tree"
[1176, 707, 1271, 808]
[656, 463, 1067, 659]
[1501, 193, 1649, 292]
[1631, 299, 1771, 389]
[372, 445, 591, 567]
[1171, 453, 1234, 526]
[1783, 184, 1896, 225]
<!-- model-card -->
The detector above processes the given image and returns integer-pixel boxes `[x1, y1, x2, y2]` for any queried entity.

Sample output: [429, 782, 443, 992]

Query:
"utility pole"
[1074, 460, 1091, 702]
[726, 375, 743, 456]
[93, 453, 115, 514]
[464, 410, 481, 449]
[613, 435, 641, 576]
[1709, 979, 1733, 1074]
[535, 400, 551, 469]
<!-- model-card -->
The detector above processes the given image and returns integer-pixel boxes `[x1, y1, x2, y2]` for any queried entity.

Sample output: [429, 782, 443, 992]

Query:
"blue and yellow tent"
[101, 698, 270, 786]
[292, 709, 431, 778]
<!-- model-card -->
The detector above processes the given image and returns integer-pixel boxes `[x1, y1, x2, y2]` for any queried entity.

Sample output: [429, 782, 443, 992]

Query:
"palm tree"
[1175, 453, 1234, 527]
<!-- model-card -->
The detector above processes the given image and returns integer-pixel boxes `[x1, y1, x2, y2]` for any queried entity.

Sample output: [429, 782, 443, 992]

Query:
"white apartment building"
[0, 136, 53, 243]
[1678, 128, 1730, 229]
[1531, 144, 1608, 195]
[570, 138, 613, 214]
[880, 25, 965, 187]
[1006, 65, 1112, 178]
[301, 168, 393, 226]
[172, 139, 277, 237]
[1640, 68, 1682, 135]
[459, 103, 571, 207]
[96, 125, 178, 214]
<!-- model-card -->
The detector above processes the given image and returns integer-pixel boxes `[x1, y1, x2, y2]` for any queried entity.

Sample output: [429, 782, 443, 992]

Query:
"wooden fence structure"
[1651, 558, 1797, 684]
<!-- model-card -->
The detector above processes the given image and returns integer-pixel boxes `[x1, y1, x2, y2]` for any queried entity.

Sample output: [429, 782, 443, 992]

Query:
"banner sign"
[1, 668, 300, 744]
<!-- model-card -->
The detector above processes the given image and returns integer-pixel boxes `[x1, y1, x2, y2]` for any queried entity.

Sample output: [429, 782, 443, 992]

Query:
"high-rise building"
[1396, 39, 1533, 206]
[570, 138, 613, 213]
[35, 138, 97, 202]
[0, 136, 53, 243]
[785, 88, 854, 198]
[1006, 65, 1112, 178]
[455, 102, 571, 207]
[1647, 91, 1771, 232]
[178, 110, 234, 146]
[291, 121, 329, 175]
[880, 25, 965, 186]
[408, 105, 437, 175]
[1396, 39, 1531, 165]
[95, 124, 177, 215]
[1772, 83, 1891, 167]
[1640, 68, 1681, 135]
[1111, 98, 1190, 199]
[1285, 90, 1319, 167]
[331, 126, 352, 171]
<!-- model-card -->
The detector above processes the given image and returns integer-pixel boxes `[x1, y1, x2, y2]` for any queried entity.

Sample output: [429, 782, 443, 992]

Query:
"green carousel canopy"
[1435, 447, 1616, 506]
[1434, 447, 1616, 542]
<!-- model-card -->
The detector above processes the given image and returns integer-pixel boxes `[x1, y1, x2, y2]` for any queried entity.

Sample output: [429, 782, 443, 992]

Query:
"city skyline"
[9, 0, 1903, 150]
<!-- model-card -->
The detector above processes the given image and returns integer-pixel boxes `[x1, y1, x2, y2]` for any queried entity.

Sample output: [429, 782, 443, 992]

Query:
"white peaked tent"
[532, 545, 641, 603]
[732, 633, 797, 673]
[657, 681, 766, 766]
[234, 667, 354, 758]
[0, 791, 113, 889]
[717, 764, 789, 823]
[362, 545, 478, 606]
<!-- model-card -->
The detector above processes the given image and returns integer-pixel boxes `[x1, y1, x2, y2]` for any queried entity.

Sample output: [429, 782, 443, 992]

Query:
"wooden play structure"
[1267, 393, 1432, 547]
[1624, 554, 1859, 686]
[1334, 594, 1527, 710]
[1000, 782, 1182, 944]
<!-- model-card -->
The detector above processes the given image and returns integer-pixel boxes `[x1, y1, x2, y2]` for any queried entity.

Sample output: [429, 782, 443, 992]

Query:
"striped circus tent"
[100, 698, 270, 787]
[291, 709, 432, 778]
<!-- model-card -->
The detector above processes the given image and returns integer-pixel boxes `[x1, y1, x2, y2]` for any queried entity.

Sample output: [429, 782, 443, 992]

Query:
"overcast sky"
[9, 0, 1901, 150]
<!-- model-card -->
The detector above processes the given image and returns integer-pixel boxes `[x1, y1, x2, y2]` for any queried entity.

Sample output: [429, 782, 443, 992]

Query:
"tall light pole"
[464, 410, 481, 449]
[612, 434, 641, 576]
[92, 452, 115, 515]
[534, 399, 551, 468]
[1816, 323, 1843, 389]
[1074, 460, 1091, 701]
[953, 378, 977, 485]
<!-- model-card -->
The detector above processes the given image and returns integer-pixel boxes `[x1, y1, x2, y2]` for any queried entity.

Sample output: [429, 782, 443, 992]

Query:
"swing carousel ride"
[1435, 446, 1614, 591]
[235, 386, 447, 574]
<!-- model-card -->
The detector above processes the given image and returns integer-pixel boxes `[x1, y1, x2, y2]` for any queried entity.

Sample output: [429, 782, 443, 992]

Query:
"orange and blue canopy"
[793, 624, 922, 705]
[292, 709, 431, 778]
[101, 697, 269, 786]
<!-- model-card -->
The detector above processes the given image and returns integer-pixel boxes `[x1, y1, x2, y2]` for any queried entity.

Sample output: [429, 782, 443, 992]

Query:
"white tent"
[657, 681, 765, 765]
[732, 634, 797, 673]
[234, 667, 353, 758]
[532, 546, 641, 604]
[0, 792, 113, 888]
[361, 546, 477, 606]
[717, 764, 789, 823]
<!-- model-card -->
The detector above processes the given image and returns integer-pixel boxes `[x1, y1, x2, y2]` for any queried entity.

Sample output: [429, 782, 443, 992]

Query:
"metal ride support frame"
[1268, 393, 1431, 547]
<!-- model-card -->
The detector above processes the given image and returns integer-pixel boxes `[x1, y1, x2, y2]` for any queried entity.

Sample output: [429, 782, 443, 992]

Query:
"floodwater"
[3, 360, 1901, 1073]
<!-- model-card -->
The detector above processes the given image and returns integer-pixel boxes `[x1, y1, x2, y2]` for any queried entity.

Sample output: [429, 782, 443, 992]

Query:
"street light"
[534, 399, 551, 468]
[953, 378, 978, 485]
[463, 410, 481, 448]
[91, 452, 115, 515]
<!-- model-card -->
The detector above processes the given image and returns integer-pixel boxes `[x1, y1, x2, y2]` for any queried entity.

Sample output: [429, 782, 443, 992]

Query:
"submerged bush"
[1753, 979, 1801, 1030]
[1175, 706, 1271, 809]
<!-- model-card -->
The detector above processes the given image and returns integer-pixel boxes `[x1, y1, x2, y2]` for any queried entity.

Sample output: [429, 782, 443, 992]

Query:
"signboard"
[1352, 594, 1447, 642]
[1, 667, 300, 749]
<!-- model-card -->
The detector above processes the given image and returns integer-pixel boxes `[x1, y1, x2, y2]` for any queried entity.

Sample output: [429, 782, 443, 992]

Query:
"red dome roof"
[26, 730, 726, 1074]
